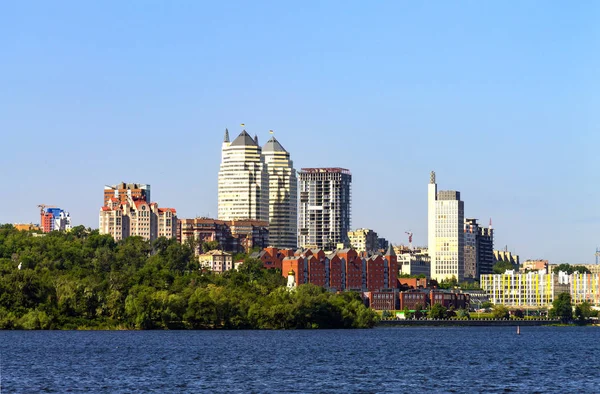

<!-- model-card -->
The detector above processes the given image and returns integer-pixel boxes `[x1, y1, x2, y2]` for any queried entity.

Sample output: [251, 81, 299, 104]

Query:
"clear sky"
[1, 1, 598, 264]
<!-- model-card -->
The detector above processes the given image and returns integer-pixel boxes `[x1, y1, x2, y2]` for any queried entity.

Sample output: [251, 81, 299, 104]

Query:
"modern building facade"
[298, 168, 352, 250]
[480, 270, 568, 308]
[428, 172, 465, 282]
[398, 250, 431, 278]
[104, 182, 150, 206]
[262, 136, 297, 249]
[40, 208, 72, 233]
[464, 219, 479, 279]
[478, 222, 494, 275]
[347, 228, 379, 253]
[218, 129, 269, 222]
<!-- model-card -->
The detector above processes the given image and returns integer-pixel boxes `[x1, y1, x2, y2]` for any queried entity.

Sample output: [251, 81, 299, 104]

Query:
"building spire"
[254, 134, 259, 145]
[224, 128, 230, 143]
[430, 171, 436, 184]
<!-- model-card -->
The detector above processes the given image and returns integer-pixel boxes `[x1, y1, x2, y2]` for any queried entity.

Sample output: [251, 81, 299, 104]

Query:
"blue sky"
[1, 1, 598, 264]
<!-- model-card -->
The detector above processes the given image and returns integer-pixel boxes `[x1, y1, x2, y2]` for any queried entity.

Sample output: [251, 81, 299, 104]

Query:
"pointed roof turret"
[224, 128, 230, 143]
[254, 134, 259, 145]
[386, 244, 396, 257]
[230, 130, 258, 147]
[263, 136, 287, 153]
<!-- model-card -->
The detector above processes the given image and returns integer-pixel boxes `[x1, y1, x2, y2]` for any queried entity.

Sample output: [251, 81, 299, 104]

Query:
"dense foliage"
[493, 260, 516, 274]
[549, 292, 573, 323]
[0, 225, 378, 330]
[552, 264, 591, 275]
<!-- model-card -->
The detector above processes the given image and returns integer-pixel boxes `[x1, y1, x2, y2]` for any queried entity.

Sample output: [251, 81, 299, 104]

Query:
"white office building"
[427, 171, 465, 282]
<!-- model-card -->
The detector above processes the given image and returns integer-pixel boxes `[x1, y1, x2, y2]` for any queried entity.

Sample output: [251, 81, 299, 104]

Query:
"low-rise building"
[480, 270, 568, 308]
[521, 260, 548, 273]
[493, 250, 520, 266]
[13, 223, 41, 231]
[348, 228, 379, 253]
[198, 250, 233, 273]
[398, 250, 430, 278]
[177, 218, 268, 254]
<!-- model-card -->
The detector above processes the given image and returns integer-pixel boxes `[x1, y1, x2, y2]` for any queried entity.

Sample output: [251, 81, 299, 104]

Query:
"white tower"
[287, 269, 296, 290]
[263, 136, 297, 249]
[218, 129, 269, 222]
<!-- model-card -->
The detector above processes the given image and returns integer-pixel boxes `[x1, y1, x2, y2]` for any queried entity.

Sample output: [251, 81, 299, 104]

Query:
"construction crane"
[37, 204, 56, 215]
[405, 231, 413, 250]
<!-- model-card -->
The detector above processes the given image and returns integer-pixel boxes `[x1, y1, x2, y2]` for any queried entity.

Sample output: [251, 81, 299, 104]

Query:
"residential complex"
[298, 168, 352, 250]
[218, 129, 269, 222]
[521, 259, 548, 273]
[347, 228, 379, 253]
[480, 270, 568, 308]
[104, 182, 150, 206]
[428, 172, 465, 282]
[493, 250, 520, 266]
[397, 248, 431, 278]
[99, 196, 177, 242]
[282, 245, 397, 292]
[40, 207, 72, 233]
[463, 218, 494, 278]
[177, 217, 269, 254]
[262, 136, 297, 249]
[198, 250, 233, 273]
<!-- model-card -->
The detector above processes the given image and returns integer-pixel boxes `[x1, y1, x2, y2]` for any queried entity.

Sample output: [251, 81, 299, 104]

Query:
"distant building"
[480, 271, 569, 307]
[348, 228, 379, 253]
[104, 182, 150, 206]
[493, 250, 520, 266]
[177, 217, 268, 254]
[398, 250, 431, 279]
[99, 197, 177, 242]
[218, 129, 269, 222]
[13, 223, 41, 232]
[478, 222, 494, 275]
[281, 245, 397, 292]
[40, 208, 71, 233]
[521, 260, 548, 273]
[570, 273, 600, 305]
[262, 136, 297, 249]
[249, 247, 295, 270]
[198, 250, 233, 273]
[464, 219, 479, 279]
[428, 171, 465, 281]
[298, 168, 352, 250]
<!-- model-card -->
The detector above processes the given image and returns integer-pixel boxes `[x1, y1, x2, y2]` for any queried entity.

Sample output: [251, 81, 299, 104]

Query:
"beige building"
[521, 260, 548, 273]
[198, 250, 233, 273]
[348, 228, 379, 253]
[218, 129, 269, 222]
[398, 250, 431, 278]
[493, 250, 520, 266]
[262, 136, 297, 249]
[99, 197, 177, 242]
[428, 172, 465, 282]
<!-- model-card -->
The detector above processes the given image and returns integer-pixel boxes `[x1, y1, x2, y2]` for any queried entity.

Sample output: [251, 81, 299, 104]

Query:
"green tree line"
[0, 225, 378, 329]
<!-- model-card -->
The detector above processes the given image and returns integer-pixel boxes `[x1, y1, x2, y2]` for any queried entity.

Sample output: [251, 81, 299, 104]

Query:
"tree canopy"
[550, 292, 573, 323]
[493, 261, 515, 274]
[552, 264, 591, 275]
[0, 226, 378, 329]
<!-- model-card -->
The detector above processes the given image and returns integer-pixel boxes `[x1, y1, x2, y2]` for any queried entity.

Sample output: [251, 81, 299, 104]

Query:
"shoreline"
[377, 319, 562, 327]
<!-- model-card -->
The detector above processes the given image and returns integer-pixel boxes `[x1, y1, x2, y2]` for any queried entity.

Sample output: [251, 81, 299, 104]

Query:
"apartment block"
[40, 207, 72, 233]
[398, 250, 431, 278]
[480, 271, 568, 308]
[198, 250, 233, 273]
[298, 168, 352, 250]
[104, 182, 150, 206]
[348, 228, 379, 253]
[281, 245, 397, 292]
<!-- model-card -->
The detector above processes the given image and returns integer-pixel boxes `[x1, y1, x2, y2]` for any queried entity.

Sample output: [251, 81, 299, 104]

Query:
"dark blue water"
[1, 327, 599, 393]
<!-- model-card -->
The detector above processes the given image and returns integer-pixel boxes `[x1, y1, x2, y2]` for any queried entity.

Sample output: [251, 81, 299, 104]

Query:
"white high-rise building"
[298, 168, 352, 250]
[427, 171, 465, 282]
[262, 136, 297, 249]
[218, 129, 269, 222]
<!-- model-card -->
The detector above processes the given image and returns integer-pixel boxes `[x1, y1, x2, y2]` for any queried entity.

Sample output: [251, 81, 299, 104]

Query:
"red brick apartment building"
[281, 245, 398, 292]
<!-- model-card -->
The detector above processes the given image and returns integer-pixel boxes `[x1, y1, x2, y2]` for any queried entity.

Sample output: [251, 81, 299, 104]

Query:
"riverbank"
[378, 319, 560, 327]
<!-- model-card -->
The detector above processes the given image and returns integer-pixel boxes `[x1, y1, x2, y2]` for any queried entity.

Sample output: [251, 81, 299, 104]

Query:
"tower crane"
[405, 231, 413, 251]
[37, 204, 56, 215]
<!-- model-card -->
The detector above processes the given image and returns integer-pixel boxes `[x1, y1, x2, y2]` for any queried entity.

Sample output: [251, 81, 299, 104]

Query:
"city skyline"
[1, 2, 598, 264]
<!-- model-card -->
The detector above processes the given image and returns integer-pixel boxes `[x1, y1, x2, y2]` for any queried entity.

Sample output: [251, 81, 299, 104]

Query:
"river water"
[2, 326, 599, 393]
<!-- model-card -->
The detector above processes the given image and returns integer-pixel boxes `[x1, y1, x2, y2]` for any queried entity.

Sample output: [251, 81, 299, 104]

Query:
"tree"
[493, 261, 515, 274]
[481, 301, 493, 310]
[429, 303, 447, 319]
[512, 309, 524, 319]
[202, 241, 220, 253]
[553, 264, 591, 275]
[574, 301, 595, 324]
[456, 308, 470, 319]
[550, 292, 572, 323]
[492, 305, 509, 319]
